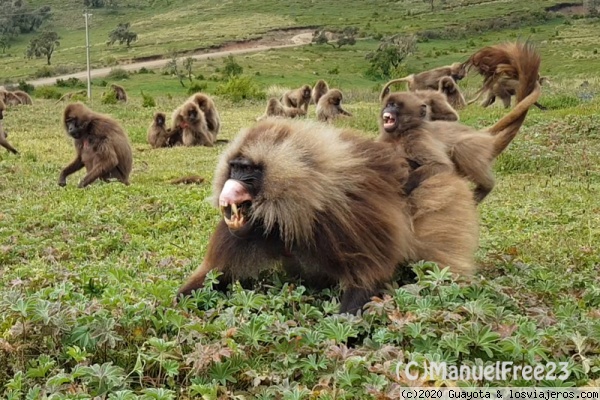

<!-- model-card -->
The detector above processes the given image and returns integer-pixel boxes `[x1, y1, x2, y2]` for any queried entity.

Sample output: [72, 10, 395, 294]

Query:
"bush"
[34, 86, 61, 99]
[222, 55, 243, 79]
[141, 91, 156, 108]
[186, 82, 208, 95]
[101, 90, 118, 105]
[107, 68, 130, 80]
[33, 66, 55, 78]
[56, 77, 85, 88]
[138, 67, 154, 74]
[215, 76, 265, 102]
[17, 80, 34, 94]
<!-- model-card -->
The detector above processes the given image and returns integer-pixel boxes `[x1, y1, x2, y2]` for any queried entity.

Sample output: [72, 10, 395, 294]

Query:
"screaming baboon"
[311, 79, 329, 105]
[0, 100, 18, 154]
[110, 84, 128, 103]
[171, 101, 213, 147]
[385, 62, 467, 92]
[438, 76, 466, 110]
[380, 41, 541, 203]
[256, 98, 307, 121]
[147, 112, 175, 148]
[187, 93, 221, 139]
[316, 89, 352, 122]
[282, 84, 312, 112]
[58, 103, 133, 188]
[176, 119, 479, 314]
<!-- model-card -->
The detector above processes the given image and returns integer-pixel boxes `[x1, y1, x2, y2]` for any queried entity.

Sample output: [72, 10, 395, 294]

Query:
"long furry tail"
[471, 41, 541, 158]
[379, 76, 413, 101]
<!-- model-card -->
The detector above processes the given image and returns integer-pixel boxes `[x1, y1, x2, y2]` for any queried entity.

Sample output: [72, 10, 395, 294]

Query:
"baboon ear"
[420, 104, 427, 118]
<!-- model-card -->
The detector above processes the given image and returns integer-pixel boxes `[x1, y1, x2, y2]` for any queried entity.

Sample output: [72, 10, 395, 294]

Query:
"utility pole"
[84, 11, 92, 100]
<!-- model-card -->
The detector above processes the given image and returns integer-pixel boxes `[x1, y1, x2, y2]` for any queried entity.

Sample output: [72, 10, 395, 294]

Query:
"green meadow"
[1, 0, 600, 398]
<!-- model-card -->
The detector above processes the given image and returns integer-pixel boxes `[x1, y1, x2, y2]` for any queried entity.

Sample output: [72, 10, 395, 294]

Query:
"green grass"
[1, 65, 600, 396]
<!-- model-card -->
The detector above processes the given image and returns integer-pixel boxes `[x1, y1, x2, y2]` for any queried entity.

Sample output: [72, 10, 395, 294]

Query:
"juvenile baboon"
[316, 89, 352, 122]
[282, 84, 312, 112]
[171, 101, 213, 147]
[12, 90, 33, 105]
[176, 119, 479, 314]
[256, 98, 307, 121]
[110, 84, 128, 103]
[58, 102, 133, 188]
[147, 112, 175, 148]
[385, 62, 467, 92]
[311, 79, 329, 105]
[438, 76, 466, 110]
[0, 100, 18, 154]
[187, 93, 221, 140]
[380, 41, 541, 203]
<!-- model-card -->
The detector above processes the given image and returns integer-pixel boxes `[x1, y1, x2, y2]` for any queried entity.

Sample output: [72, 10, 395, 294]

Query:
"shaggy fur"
[382, 62, 467, 92]
[187, 93, 221, 140]
[257, 98, 307, 121]
[311, 79, 329, 105]
[316, 89, 352, 122]
[171, 101, 213, 147]
[282, 84, 312, 112]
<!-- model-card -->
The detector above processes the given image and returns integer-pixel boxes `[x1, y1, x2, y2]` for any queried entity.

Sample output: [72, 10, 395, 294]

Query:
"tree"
[164, 54, 186, 87]
[107, 23, 138, 48]
[0, 35, 10, 53]
[183, 57, 195, 84]
[312, 27, 358, 49]
[365, 34, 417, 79]
[0, 0, 51, 42]
[584, 0, 600, 16]
[25, 31, 60, 65]
[222, 55, 243, 78]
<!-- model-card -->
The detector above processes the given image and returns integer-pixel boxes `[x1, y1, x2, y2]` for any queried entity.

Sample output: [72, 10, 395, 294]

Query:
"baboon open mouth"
[221, 201, 252, 230]
[382, 111, 398, 131]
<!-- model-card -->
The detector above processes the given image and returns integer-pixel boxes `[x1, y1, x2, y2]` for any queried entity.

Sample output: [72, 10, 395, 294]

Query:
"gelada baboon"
[187, 93, 221, 139]
[384, 62, 467, 92]
[58, 103, 133, 188]
[12, 90, 33, 105]
[282, 84, 312, 112]
[176, 119, 479, 314]
[380, 41, 541, 203]
[147, 112, 179, 148]
[110, 84, 128, 103]
[468, 75, 548, 110]
[316, 89, 352, 122]
[311, 79, 329, 105]
[0, 100, 18, 154]
[256, 98, 307, 121]
[438, 76, 466, 110]
[0, 90, 21, 106]
[171, 101, 213, 147]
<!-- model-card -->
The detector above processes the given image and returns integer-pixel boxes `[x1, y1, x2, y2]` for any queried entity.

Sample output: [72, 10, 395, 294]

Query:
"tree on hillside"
[365, 34, 417, 79]
[183, 57, 195, 84]
[0, 35, 10, 53]
[422, 0, 446, 12]
[84, 0, 119, 8]
[107, 23, 138, 48]
[584, 0, 600, 16]
[312, 27, 358, 49]
[0, 1, 52, 42]
[25, 31, 60, 65]
[164, 54, 186, 87]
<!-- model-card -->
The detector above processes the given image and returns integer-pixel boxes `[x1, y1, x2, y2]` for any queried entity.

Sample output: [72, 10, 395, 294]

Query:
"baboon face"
[303, 86, 311, 99]
[219, 157, 264, 238]
[63, 106, 89, 139]
[450, 63, 466, 81]
[186, 108, 199, 122]
[328, 90, 342, 106]
[381, 93, 427, 134]
[155, 113, 165, 126]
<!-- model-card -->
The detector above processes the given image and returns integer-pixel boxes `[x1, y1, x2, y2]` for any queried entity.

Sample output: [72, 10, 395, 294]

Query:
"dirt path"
[28, 32, 314, 87]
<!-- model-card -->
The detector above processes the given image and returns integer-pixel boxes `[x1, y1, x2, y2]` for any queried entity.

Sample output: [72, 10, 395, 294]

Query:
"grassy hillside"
[1, 0, 600, 398]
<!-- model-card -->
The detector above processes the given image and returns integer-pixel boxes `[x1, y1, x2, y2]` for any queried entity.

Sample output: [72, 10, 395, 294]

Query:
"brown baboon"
[380, 41, 541, 203]
[316, 89, 352, 122]
[147, 112, 175, 148]
[256, 98, 307, 121]
[187, 93, 221, 140]
[311, 79, 329, 105]
[0, 100, 18, 154]
[176, 119, 479, 314]
[414, 89, 460, 122]
[12, 90, 33, 105]
[110, 84, 128, 103]
[438, 76, 466, 110]
[0, 90, 21, 106]
[282, 84, 312, 112]
[468, 75, 548, 110]
[171, 101, 213, 147]
[58, 102, 133, 188]
[383, 63, 467, 92]
[56, 90, 87, 104]
[170, 175, 205, 185]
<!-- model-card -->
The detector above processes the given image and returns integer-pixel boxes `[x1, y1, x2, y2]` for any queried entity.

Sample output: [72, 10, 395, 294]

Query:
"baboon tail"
[379, 76, 413, 101]
[485, 41, 541, 159]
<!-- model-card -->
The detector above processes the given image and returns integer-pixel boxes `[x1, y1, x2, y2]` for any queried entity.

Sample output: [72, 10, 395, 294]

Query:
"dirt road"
[28, 32, 314, 87]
